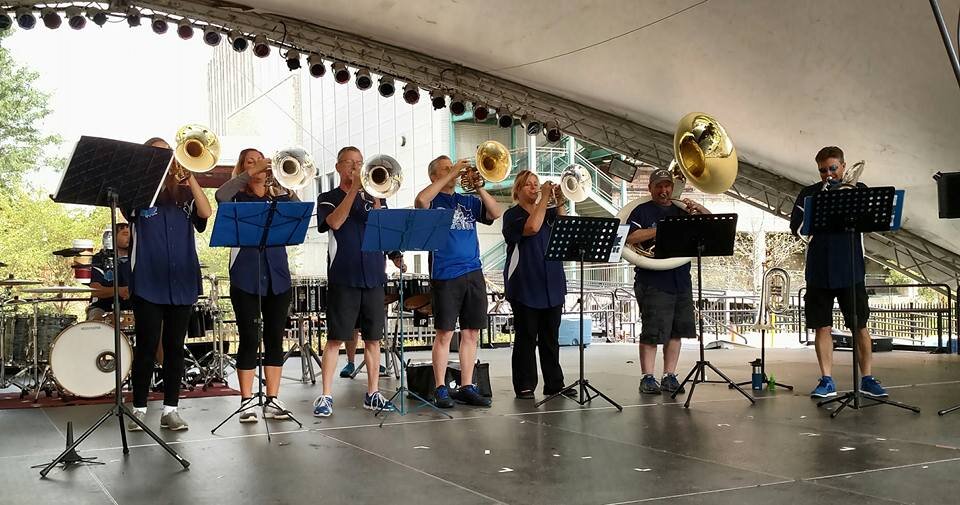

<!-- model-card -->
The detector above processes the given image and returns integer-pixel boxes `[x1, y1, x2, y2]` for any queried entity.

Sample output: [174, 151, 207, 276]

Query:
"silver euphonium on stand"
[756, 267, 790, 330]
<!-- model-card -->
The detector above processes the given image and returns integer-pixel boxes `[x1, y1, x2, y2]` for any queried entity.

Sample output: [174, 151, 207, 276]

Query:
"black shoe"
[661, 373, 685, 394]
[451, 384, 492, 407]
[560, 388, 578, 399]
[515, 390, 535, 400]
[434, 385, 455, 408]
[639, 375, 661, 395]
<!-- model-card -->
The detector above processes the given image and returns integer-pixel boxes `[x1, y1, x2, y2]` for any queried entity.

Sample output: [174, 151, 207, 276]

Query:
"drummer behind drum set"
[86, 223, 132, 321]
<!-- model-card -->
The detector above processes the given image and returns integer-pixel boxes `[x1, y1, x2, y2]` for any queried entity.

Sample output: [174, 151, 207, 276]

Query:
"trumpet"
[460, 140, 510, 192]
[171, 124, 219, 182]
[360, 154, 402, 199]
[267, 146, 316, 192]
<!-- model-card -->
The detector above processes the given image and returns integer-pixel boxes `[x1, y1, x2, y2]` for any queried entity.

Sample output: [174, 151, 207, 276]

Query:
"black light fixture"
[429, 90, 446, 110]
[229, 31, 248, 52]
[177, 18, 194, 39]
[65, 7, 85, 30]
[544, 120, 562, 142]
[88, 8, 107, 27]
[403, 83, 421, 105]
[307, 54, 326, 77]
[285, 49, 301, 70]
[15, 8, 35, 30]
[125, 8, 140, 27]
[203, 27, 222, 46]
[473, 104, 490, 121]
[521, 115, 542, 135]
[449, 96, 467, 115]
[497, 108, 514, 128]
[332, 62, 350, 84]
[41, 8, 61, 29]
[151, 15, 168, 35]
[252, 34, 270, 57]
[0, 12, 11, 31]
[378, 76, 396, 97]
[355, 69, 372, 90]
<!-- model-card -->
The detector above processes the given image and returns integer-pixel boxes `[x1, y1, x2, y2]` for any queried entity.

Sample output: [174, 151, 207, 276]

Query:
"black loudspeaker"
[934, 171, 960, 218]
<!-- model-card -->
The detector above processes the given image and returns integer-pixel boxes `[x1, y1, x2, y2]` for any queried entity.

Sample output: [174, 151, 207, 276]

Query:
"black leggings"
[131, 297, 190, 408]
[230, 286, 291, 370]
[511, 302, 565, 395]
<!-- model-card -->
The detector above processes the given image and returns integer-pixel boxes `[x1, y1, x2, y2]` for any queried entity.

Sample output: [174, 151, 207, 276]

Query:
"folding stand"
[209, 200, 314, 440]
[734, 271, 794, 392]
[802, 187, 919, 417]
[360, 208, 455, 425]
[41, 136, 189, 476]
[536, 216, 623, 411]
[655, 214, 755, 408]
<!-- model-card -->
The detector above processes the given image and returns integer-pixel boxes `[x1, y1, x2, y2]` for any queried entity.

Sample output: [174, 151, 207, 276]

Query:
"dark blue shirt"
[317, 188, 396, 289]
[627, 200, 692, 294]
[430, 192, 493, 280]
[502, 205, 567, 309]
[90, 251, 132, 311]
[127, 186, 207, 306]
[790, 182, 866, 289]
[223, 189, 295, 297]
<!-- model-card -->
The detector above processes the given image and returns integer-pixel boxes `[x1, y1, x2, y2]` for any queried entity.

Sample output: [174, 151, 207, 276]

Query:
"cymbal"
[0, 278, 42, 287]
[403, 293, 432, 315]
[53, 247, 94, 258]
[21, 286, 96, 294]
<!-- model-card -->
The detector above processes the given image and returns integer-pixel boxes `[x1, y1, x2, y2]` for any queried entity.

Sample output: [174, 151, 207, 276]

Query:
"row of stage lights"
[0, 6, 564, 141]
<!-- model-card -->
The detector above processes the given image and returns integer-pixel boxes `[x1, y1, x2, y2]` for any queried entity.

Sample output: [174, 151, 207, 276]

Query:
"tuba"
[360, 154, 403, 199]
[172, 124, 220, 182]
[268, 146, 317, 192]
[617, 112, 738, 270]
[460, 140, 511, 192]
[755, 267, 790, 330]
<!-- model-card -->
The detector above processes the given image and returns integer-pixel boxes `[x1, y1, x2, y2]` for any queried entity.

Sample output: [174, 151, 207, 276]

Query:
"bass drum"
[616, 196, 692, 271]
[49, 322, 133, 398]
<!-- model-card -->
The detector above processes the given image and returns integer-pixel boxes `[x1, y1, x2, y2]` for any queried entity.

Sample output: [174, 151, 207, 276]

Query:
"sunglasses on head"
[818, 164, 840, 174]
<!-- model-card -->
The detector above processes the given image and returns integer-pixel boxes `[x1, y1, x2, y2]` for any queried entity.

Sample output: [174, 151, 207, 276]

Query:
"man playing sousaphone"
[625, 168, 709, 395]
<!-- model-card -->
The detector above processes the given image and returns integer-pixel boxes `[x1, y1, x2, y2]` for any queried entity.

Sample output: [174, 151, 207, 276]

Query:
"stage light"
[497, 108, 514, 128]
[126, 8, 140, 27]
[378, 76, 396, 97]
[286, 49, 301, 70]
[230, 31, 248, 52]
[65, 7, 85, 30]
[41, 8, 61, 29]
[203, 27, 222, 46]
[544, 120, 562, 142]
[307, 54, 326, 77]
[355, 69, 372, 90]
[151, 15, 168, 35]
[429, 90, 446, 110]
[521, 115, 542, 136]
[0, 12, 11, 32]
[403, 84, 421, 105]
[15, 8, 35, 30]
[88, 8, 107, 27]
[332, 62, 350, 84]
[252, 35, 270, 57]
[473, 104, 490, 121]
[176, 19, 193, 39]
[449, 97, 467, 115]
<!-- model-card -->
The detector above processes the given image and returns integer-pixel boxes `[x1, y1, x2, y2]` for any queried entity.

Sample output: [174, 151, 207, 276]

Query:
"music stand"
[536, 216, 623, 410]
[209, 200, 314, 440]
[656, 213, 756, 408]
[361, 208, 455, 425]
[40, 136, 189, 476]
[802, 187, 919, 417]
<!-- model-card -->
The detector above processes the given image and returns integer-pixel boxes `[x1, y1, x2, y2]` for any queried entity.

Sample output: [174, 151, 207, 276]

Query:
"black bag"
[448, 361, 493, 398]
[404, 361, 492, 399]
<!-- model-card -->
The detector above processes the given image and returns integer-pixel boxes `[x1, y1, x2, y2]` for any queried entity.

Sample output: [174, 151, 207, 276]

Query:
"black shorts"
[327, 283, 384, 341]
[634, 283, 696, 345]
[804, 284, 869, 330]
[431, 270, 488, 331]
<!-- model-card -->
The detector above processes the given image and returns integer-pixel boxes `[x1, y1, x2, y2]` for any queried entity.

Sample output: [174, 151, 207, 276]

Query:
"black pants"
[131, 297, 191, 408]
[230, 286, 292, 369]
[511, 302, 564, 395]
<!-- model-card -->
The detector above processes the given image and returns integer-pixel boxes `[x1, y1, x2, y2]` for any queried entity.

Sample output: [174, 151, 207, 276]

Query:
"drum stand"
[282, 316, 321, 384]
[200, 310, 235, 389]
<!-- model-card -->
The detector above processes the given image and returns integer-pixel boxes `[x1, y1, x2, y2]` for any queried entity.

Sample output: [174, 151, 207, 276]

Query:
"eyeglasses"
[337, 160, 362, 167]
[818, 164, 840, 174]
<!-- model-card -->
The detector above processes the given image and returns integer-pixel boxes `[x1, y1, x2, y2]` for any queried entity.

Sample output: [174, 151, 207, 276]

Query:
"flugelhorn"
[268, 146, 316, 191]
[460, 140, 510, 192]
[756, 267, 790, 330]
[172, 124, 219, 182]
[360, 154, 402, 199]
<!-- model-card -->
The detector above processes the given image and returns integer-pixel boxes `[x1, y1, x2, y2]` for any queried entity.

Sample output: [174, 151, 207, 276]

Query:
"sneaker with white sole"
[239, 401, 259, 423]
[127, 410, 146, 431]
[160, 410, 189, 431]
[363, 391, 396, 412]
[313, 395, 333, 417]
[264, 398, 291, 420]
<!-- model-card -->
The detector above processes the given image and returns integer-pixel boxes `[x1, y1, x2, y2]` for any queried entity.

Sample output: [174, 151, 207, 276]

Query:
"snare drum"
[292, 277, 328, 313]
[101, 310, 136, 334]
[49, 321, 133, 398]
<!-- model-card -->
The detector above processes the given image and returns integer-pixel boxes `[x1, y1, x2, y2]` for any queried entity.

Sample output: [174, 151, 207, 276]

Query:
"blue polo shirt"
[222, 189, 297, 296]
[317, 187, 396, 289]
[90, 251, 133, 311]
[790, 182, 866, 289]
[627, 200, 691, 294]
[430, 192, 493, 280]
[502, 205, 567, 309]
[127, 186, 207, 306]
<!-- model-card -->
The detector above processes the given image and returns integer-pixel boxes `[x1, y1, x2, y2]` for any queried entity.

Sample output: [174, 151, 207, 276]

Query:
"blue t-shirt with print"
[626, 200, 691, 294]
[430, 192, 493, 280]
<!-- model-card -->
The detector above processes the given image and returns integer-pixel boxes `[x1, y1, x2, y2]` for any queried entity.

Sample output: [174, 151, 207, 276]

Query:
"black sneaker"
[451, 384, 492, 407]
[639, 374, 661, 395]
[661, 373, 685, 394]
[434, 385, 455, 408]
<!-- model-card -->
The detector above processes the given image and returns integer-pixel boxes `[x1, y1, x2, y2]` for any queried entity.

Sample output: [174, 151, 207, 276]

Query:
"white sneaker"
[127, 410, 146, 431]
[239, 402, 259, 423]
[264, 398, 291, 420]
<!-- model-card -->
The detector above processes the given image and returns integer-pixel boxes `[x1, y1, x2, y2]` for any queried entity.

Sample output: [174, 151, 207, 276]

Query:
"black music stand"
[802, 187, 919, 417]
[209, 200, 314, 440]
[40, 136, 189, 476]
[656, 214, 756, 408]
[536, 216, 623, 410]
[361, 208, 455, 425]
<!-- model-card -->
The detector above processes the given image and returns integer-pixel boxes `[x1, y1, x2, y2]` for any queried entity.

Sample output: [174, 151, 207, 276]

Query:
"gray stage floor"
[2, 343, 960, 505]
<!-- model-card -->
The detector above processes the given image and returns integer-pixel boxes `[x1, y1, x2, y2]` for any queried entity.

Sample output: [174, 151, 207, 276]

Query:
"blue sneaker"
[451, 384, 492, 407]
[861, 376, 888, 398]
[639, 374, 661, 395]
[810, 376, 837, 398]
[364, 391, 397, 412]
[434, 385, 455, 408]
[339, 362, 356, 378]
[661, 373, 685, 394]
[313, 395, 333, 417]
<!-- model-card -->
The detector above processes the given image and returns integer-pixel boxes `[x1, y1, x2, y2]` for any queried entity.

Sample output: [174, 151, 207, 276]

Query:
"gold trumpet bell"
[174, 124, 219, 173]
[475, 140, 510, 183]
[674, 112, 737, 194]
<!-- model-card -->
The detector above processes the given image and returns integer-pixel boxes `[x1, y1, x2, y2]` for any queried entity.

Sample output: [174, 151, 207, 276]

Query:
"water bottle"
[767, 374, 776, 392]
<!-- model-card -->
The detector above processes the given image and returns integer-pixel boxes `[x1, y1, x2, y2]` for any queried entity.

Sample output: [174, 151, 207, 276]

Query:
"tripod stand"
[537, 216, 623, 410]
[209, 200, 313, 440]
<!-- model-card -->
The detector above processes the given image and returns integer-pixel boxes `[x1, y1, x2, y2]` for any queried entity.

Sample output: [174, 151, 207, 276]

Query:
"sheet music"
[608, 225, 630, 263]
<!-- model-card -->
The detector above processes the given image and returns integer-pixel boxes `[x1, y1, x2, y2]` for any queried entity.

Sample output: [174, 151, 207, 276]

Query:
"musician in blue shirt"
[215, 148, 298, 423]
[313, 146, 404, 417]
[790, 146, 886, 399]
[502, 170, 570, 399]
[415, 155, 502, 408]
[86, 223, 132, 321]
[126, 137, 212, 432]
